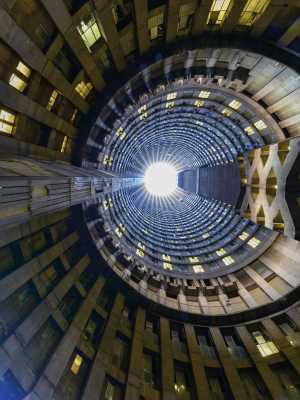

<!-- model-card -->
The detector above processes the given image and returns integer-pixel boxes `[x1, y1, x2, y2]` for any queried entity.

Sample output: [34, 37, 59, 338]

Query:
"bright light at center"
[144, 162, 178, 196]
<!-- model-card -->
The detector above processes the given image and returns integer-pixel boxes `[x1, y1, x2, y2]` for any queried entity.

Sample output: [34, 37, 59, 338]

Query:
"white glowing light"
[144, 162, 178, 196]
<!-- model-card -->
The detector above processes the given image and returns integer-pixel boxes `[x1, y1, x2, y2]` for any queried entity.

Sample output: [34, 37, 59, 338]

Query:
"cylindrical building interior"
[0, 1, 300, 399]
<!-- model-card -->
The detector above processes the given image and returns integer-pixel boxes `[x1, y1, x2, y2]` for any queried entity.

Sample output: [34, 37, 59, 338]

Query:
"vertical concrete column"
[166, 0, 180, 44]
[125, 307, 146, 400]
[228, 273, 258, 309]
[0, 232, 78, 302]
[160, 317, 176, 400]
[81, 292, 125, 400]
[94, 0, 126, 72]
[40, 0, 105, 90]
[192, 0, 213, 35]
[221, 0, 247, 33]
[287, 307, 300, 330]
[262, 318, 300, 375]
[26, 277, 104, 400]
[244, 266, 281, 300]
[251, 0, 284, 37]
[0, 6, 88, 112]
[236, 325, 286, 399]
[184, 324, 211, 400]
[134, 0, 150, 54]
[209, 327, 247, 400]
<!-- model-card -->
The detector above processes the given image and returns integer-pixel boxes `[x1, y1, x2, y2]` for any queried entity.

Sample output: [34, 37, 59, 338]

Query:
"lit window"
[247, 237, 261, 248]
[166, 101, 175, 108]
[70, 354, 83, 375]
[229, 100, 241, 110]
[162, 254, 171, 261]
[61, 136, 68, 153]
[0, 109, 16, 135]
[216, 248, 226, 256]
[178, 3, 196, 31]
[115, 227, 123, 237]
[193, 264, 204, 273]
[198, 91, 210, 98]
[70, 109, 78, 124]
[239, 0, 270, 26]
[189, 256, 200, 263]
[163, 262, 173, 270]
[103, 155, 113, 166]
[239, 231, 249, 241]
[244, 126, 254, 135]
[77, 14, 101, 52]
[196, 120, 204, 126]
[136, 243, 145, 257]
[75, 81, 93, 99]
[116, 127, 126, 140]
[194, 100, 204, 107]
[148, 13, 164, 40]
[222, 108, 232, 116]
[16, 62, 31, 78]
[47, 90, 59, 112]
[223, 256, 234, 266]
[202, 232, 210, 239]
[103, 198, 113, 210]
[138, 105, 147, 114]
[167, 92, 177, 100]
[254, 120, 267, 131]
[207, 0, 233, 25]
[9, 74, 27, 92]
[252, 331, 279, 357]
[138, 104, 147, 120]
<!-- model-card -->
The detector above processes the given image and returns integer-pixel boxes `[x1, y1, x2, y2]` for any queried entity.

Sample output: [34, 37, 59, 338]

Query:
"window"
[193, 264, 204, 273]
[75, 81, 93, 99]
[167, 92, 177, 100]
[163, 262, 173, 270]
[194, 100, 204, 108]
[162, 255, 173, 270]
[166, 101, 175, 108]
[207, 0, 233, 25]
[222, 108, 232, 116]
[115, 224, 125, 238]
[223, 256, 234, 266]
[244, 126, 254, 135]
[0, 109, 16, 135]
[61, 136, 68, 153]
[9, 74, 27, 92]
[77, 14, 101, 52]
[148, 13, 164, 40]
[16, 62, 31, 78]
[9, 61, 31, 93]
[70, 354, 83, 375]
[254, 120, 267, 131]
[103, 155, 113, 166]
[199, 90, 210, 98]
[47, 90, 59, 111]
[138, 104, 148, 120]
[229, 100, 241, 110]
[252, 331, 279, 357]
[239, 0, 270, 26]
[136, 243, 145, 257]
[247, 237, 261, 248]
[202, 232, 210, 239]
[70, 109, 78, 124]
[239, 231, 249, 241]
[216, 248, 226, 256]
[116, 127, 126, 140]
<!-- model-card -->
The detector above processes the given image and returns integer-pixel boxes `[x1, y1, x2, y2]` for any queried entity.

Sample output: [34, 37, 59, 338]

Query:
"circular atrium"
[0, 1, 300, 400]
